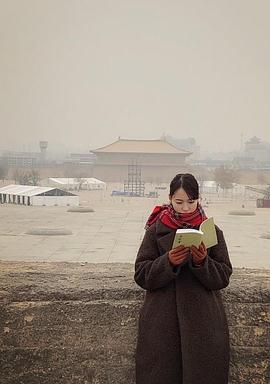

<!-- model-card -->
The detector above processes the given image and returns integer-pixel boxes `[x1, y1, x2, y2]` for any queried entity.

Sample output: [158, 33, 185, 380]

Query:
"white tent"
[200, 181, 218, 194]
[0, 185, 79, 206]
[43, 178, 106, 191]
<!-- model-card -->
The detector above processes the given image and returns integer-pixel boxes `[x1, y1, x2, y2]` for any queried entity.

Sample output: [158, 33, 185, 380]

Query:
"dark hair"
[169, 173, 199, 200]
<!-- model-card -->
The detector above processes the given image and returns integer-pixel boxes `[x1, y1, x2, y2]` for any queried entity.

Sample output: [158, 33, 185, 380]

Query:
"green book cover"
[172, 217, 218, 249]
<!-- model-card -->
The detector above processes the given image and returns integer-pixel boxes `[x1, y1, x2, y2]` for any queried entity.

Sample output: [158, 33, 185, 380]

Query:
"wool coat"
[134, 219, 232, 384]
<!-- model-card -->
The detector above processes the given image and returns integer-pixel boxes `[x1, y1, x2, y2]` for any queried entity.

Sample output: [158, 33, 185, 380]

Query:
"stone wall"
[0, 262, 269, 384]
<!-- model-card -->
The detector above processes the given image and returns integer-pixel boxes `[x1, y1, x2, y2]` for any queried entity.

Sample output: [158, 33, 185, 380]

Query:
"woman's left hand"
[190, 242, 207, 266]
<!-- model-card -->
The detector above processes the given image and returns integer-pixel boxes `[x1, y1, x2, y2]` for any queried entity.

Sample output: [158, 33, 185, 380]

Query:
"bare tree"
[13, 169, 26, 184]
[28, 169, 40, 186]
[0, 165, 9, 182]
[214, 166, 237, 190]
[13, 169, 40, 186]
[75, 177, 86, 191]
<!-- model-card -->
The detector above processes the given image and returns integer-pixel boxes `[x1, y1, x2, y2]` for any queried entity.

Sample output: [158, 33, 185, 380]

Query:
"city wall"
[0, 262, 269, 384]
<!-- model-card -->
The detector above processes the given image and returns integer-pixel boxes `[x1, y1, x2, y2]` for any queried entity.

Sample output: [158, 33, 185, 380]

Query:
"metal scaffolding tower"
[124, 162, 145, 197]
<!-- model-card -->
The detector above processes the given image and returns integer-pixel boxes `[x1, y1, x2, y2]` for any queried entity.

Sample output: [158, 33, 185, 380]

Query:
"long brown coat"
[134, 219, 233, 384]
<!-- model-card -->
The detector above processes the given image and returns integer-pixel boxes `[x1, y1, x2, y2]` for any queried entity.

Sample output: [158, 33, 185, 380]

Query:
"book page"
[172, 231, 203, 248]
[200, 217, 218, 248]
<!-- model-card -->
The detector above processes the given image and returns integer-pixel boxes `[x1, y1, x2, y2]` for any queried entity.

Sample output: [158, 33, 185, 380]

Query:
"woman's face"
[169, 187, 198, 214]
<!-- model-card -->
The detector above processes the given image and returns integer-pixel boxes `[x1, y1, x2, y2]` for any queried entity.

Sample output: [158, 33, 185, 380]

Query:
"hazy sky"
[0, 0, 270, 154]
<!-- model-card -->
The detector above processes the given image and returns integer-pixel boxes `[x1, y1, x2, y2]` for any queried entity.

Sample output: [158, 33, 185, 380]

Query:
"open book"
[172, 217, 218, 249]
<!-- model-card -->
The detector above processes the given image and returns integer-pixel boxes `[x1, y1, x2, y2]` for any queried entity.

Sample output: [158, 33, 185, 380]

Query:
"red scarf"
[145, 203, 207, 230]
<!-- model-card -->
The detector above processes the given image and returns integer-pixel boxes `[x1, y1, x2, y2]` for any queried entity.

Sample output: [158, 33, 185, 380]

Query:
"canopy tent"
[43, 178, 106, 190]
[0, 184, 79, 206]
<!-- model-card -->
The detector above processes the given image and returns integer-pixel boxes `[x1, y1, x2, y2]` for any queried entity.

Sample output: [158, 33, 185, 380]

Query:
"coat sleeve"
[188, 226, 233, 291]
[134, 225, 181, 291]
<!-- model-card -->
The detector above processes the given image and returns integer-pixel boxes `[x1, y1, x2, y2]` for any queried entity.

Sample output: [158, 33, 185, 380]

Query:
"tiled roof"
[92, 139, 192, 154]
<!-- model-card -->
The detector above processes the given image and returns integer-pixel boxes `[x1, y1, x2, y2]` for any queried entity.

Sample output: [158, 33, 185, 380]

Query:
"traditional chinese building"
[91, 138, 192, 182]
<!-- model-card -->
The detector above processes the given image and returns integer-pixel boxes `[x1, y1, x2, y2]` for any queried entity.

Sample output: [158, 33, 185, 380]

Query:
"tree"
[13, 169, 40, 186]
[214, 166, 237, 190]
[75, 177, 86, 191]
[13, 169, 26, 184]
[0, 165, 8, 182]
[28, 169, 40, 186]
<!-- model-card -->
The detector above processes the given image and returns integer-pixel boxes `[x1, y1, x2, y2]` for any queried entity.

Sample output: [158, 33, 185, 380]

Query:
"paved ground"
[0, 184, 270, 269]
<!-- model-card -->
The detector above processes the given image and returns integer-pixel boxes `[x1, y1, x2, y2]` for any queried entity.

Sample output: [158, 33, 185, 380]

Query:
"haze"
[1, 0, 270, 154]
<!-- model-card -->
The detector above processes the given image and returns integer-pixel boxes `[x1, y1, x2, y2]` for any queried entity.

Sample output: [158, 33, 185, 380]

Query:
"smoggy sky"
[0, 0, 270, 154]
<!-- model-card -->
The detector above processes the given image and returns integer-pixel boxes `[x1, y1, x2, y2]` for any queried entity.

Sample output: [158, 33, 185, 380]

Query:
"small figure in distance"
[134, 173, 232, 384]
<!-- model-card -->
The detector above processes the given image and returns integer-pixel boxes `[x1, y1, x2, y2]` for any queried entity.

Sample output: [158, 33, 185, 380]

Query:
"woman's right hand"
[168, 245, 190, 266]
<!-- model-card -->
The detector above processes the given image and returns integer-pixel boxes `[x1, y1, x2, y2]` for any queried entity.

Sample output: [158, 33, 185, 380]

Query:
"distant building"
[244, 136, 270, 163]
[0, 151, 41, 168]
[39, 141, 48, 163]
[91, 138, 192, 182]
[0, 141, 49, 168]
[65, 152, 96, 165]
[232, 156, 255, 169]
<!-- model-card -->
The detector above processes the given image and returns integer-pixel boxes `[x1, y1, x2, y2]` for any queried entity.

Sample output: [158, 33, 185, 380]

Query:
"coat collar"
[155, 220, 175, 253]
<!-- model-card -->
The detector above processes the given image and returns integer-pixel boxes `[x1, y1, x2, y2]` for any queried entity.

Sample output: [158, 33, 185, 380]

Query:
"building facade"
[91, 138, 192, 182]
[0, 151, 40, 168]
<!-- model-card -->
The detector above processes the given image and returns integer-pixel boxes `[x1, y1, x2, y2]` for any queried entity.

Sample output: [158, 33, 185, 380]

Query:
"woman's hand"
[190, 242, 207, 266]
[168, 245, 190, 266]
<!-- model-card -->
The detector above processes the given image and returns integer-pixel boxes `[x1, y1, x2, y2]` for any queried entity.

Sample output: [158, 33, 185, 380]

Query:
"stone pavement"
[0, 187, 270, 269]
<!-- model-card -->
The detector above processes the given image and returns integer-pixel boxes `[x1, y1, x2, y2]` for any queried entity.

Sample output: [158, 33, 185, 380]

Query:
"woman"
[134, 173, 232, 384]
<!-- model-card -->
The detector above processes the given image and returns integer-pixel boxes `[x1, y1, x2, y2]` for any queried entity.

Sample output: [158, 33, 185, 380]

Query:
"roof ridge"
[92, 138, 192, 154]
